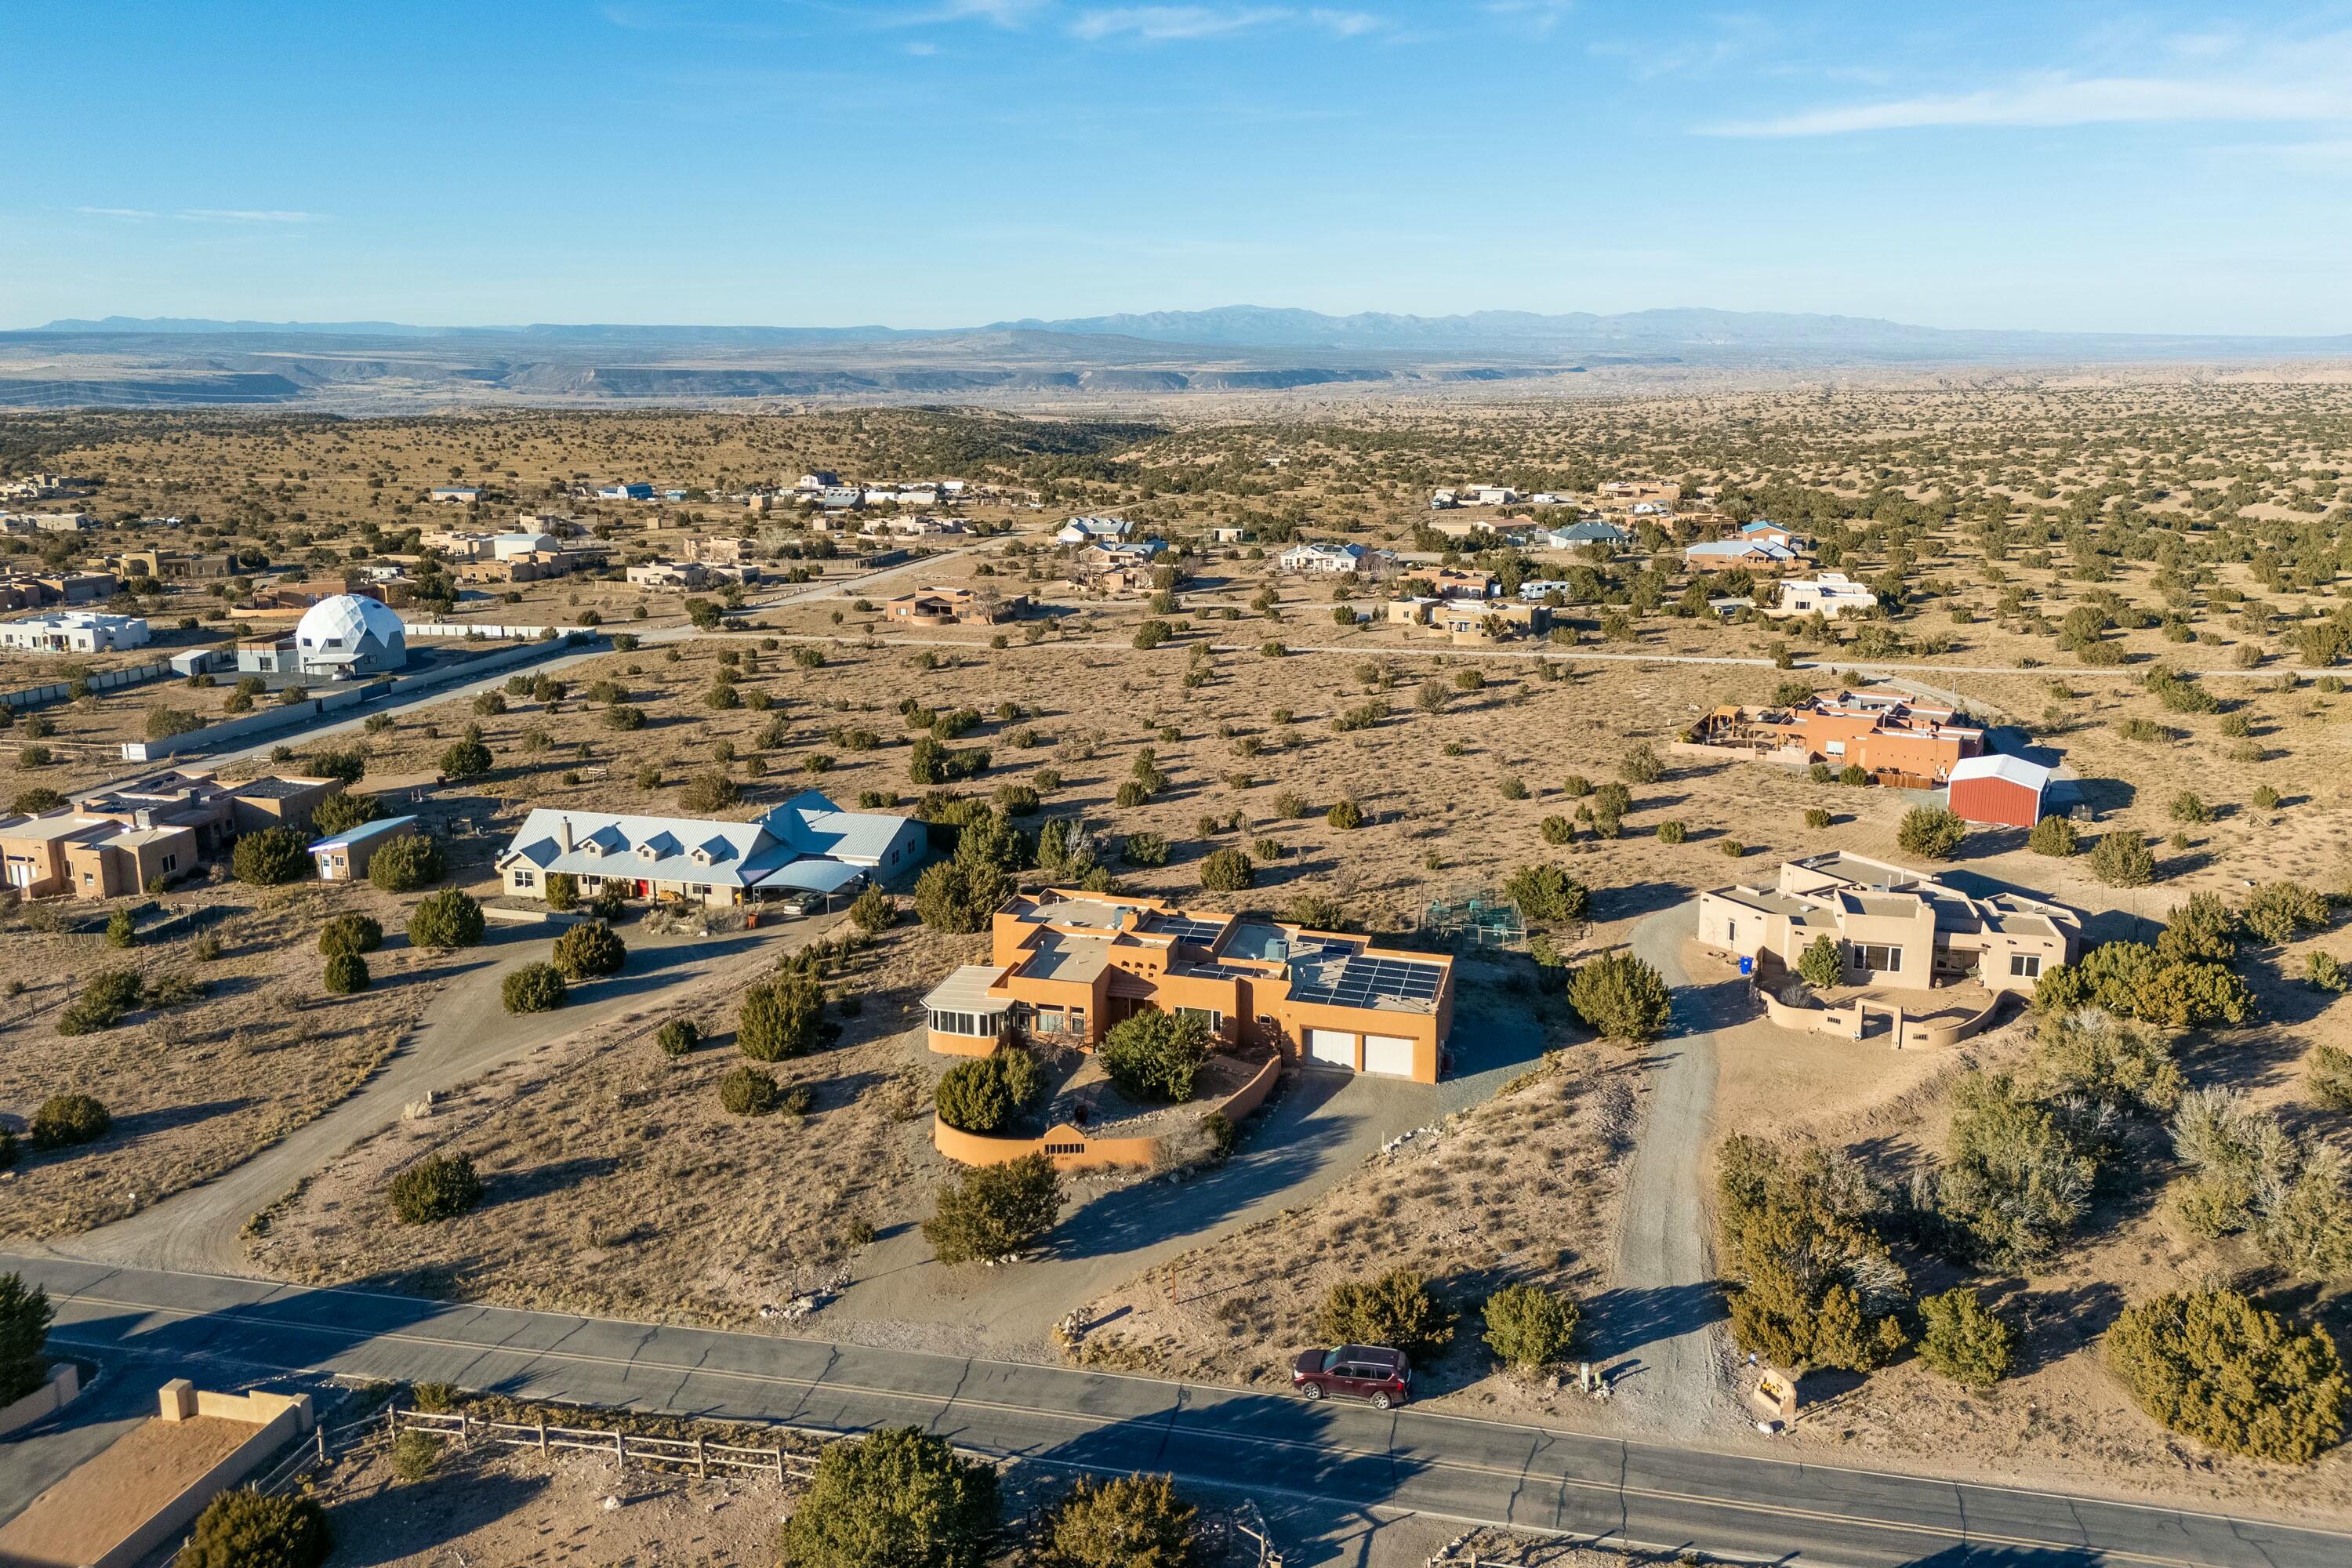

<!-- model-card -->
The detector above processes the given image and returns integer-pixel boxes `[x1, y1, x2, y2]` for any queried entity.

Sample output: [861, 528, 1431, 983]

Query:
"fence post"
[615, 1430, 626, 1468]
[459, 1413, 470, 1450]
[537, 1418, 547, 1455]
[694, 1435, 706, 1478]
[386, 1405, 398, 1441]
[316, 1426, 326, 1465]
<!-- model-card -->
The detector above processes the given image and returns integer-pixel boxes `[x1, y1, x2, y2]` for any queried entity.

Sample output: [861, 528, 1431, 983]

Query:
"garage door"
[1363, 1034, 1417, 1079]
[1306, 1029, 1356, 1069]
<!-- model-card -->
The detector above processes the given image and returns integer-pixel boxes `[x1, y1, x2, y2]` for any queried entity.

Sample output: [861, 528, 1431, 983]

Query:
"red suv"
[1292, 1345, 1411, 1408]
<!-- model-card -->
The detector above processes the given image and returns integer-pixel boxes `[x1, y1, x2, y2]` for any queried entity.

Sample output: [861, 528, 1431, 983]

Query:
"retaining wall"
[122, 681, 389, 760]
[0, 1362, 81, 1436]
[5, 658, 177, 712]
[87, 1383, 313, 1568]
[931, 1054, 1287, 1173]
[119, 631, 597, 760]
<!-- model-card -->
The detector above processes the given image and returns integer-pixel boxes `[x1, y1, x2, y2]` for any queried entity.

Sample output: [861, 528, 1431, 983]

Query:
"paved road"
[8, 1256, 2346, 1568]
[176, 546, 978, 775]
[1598, 903, 1743, 1437]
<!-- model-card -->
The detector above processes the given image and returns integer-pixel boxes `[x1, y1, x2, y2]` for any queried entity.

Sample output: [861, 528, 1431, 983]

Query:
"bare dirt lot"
[247, 916, 966, 1324]
[0, 877, 440, 1240]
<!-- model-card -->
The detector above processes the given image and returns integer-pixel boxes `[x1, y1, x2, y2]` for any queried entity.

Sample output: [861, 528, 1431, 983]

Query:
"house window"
[162, 854, 177, 872]
[1857, 944, 1903, 975]
[2010, 953, 2042, 979]
[1032, 1007, 1065, 1033]
[515, 869, 535, 887]
[1175, 1006, 1225, 1033]
[1067, 1007, 1087, 1035]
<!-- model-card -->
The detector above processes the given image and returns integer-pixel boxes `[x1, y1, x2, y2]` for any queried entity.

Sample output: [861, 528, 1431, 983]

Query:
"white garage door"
[1306, 1029, 1356, 1069]
[1363, 1034, 1417, 1079]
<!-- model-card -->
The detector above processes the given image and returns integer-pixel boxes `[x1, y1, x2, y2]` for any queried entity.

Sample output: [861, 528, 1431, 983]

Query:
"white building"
[1056, 516, 1135, 546]
[0, 612, 151, 654]
[495, 790, 925, 909]
[1279, 542, 1367, 574]
[492, 531, 563, 561]
[238, 594, 408, 678]
[1773, 572, 1878, 620]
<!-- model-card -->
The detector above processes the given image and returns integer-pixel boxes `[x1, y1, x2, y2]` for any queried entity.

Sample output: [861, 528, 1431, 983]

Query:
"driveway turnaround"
[8, 1256, 2345, 1568]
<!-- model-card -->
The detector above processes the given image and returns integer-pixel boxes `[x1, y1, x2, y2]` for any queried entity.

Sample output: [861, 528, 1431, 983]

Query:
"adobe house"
[1697, 851, 2080, 995]
[921, 891, 1456, 1083]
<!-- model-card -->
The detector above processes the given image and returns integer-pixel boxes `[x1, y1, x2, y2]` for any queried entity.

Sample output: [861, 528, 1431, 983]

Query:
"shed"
[309, 814, 419, 881]
[1946, 754, 2053, 829]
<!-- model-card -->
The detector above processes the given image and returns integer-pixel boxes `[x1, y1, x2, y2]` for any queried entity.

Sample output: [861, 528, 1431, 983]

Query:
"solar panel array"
[1291, 954, 1446, 1008]
[1154, 915, 1229, 949]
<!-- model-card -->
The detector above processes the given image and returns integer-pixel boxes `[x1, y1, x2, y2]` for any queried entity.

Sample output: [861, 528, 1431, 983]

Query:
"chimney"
[558, 816, 573, 854]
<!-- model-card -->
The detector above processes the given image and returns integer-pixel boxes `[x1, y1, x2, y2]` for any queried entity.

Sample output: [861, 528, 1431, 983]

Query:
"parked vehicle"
[1291, 1345, 1411, 1408]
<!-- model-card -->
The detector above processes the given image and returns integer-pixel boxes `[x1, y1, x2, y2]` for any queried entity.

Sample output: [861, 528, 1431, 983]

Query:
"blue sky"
[5, 1, 2350, 333]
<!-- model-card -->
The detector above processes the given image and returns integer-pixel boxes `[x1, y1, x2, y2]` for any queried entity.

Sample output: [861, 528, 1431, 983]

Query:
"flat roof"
[1022, 932, 1112, 985]
[922, 964, 1008, 1014]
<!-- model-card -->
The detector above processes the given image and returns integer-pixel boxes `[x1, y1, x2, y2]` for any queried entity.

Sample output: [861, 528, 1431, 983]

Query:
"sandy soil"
[307, 1410, 1275, 1568]
[0, 877, 441, 1240]
[248, 918, 966, 1323]
[1703, 944, 2352, 1523]
[0, 1414, 253, 1566]
[1072, 1036, 1641, 1400]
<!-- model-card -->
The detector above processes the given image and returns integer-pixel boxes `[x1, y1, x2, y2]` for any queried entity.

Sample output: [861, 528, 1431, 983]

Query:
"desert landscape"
[4, 380, 2351, 1566]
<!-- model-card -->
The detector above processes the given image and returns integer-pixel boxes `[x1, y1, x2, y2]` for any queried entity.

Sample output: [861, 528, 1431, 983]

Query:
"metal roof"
[1947, 753, 2053, 791]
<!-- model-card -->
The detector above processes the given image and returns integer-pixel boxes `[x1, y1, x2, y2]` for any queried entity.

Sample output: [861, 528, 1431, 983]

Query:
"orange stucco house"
[922, 891, 1456, 1083]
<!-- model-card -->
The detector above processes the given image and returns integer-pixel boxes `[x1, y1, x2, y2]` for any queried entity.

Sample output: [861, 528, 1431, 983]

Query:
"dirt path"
[28, 918, 802, 1276]
[1602, 902, 1740, 1436]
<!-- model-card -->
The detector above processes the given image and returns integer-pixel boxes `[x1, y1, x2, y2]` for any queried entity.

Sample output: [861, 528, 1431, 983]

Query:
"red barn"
[1946, 753, 2053, 829]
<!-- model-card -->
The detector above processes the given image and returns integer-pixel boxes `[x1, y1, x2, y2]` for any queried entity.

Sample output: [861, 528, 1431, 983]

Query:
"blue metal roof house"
[493, 790, 924, 910]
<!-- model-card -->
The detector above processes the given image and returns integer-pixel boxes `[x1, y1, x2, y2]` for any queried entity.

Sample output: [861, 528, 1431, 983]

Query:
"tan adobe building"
[921, 891, 1457, 1083]
[1698, 851, 2080, 995]
[1686, 687, 1983, 788]
[2, 768, 340, 898]
[1387, 597, 1551, 644]
[883, 586, 1028, 627]
[0, 811, 196, 898]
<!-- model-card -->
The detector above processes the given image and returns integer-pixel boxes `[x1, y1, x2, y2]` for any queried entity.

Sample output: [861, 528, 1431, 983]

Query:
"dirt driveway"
[31, 914, 824, 1276]
[1600, 902, 1740, 1436]
[821, 1000, 1546, 1363]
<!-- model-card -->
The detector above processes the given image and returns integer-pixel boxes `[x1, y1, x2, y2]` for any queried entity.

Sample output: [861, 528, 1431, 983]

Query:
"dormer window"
[637, 844, 658, 860]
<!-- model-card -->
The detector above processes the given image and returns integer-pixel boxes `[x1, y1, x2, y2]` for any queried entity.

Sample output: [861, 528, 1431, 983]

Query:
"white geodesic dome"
[292, 593, 407, 673]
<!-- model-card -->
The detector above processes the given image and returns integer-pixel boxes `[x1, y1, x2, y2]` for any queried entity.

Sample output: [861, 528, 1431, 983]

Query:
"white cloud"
[1308, 9, 1385, 37]
[1708, 30, 2352, 136]
[1071, 6, 1290, 41]
[1069, 5, 1385, 41]
[176, 209, 320, 223]
[1483, 0, 1573, 36]
[906, 39, 941, 54]
[905, 0, 1051, 24]
[76, 206, 155, 220]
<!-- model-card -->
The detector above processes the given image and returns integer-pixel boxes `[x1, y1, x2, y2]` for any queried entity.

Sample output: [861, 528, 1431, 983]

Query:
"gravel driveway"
[1595, 901, 1743, 1435]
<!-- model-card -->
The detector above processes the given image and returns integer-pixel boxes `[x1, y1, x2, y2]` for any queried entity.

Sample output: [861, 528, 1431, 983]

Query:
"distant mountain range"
[5, 306, 2350, 411]
[34, 305, 2352, 358]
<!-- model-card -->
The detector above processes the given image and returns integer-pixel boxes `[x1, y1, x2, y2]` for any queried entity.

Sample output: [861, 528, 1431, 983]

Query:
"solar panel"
[1290, 955, 1444, 1007]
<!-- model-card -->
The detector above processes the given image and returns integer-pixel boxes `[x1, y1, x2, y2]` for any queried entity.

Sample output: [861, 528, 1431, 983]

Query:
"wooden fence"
[382, 1407, 813, 1482]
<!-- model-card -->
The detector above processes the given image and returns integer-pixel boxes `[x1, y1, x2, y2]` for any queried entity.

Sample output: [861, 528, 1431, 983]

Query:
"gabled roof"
[1686, 538, 1795, 560]
[1947, 753, 2053, 792]
[498, 808, 786, 887]
[759, 789, 919, 865]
